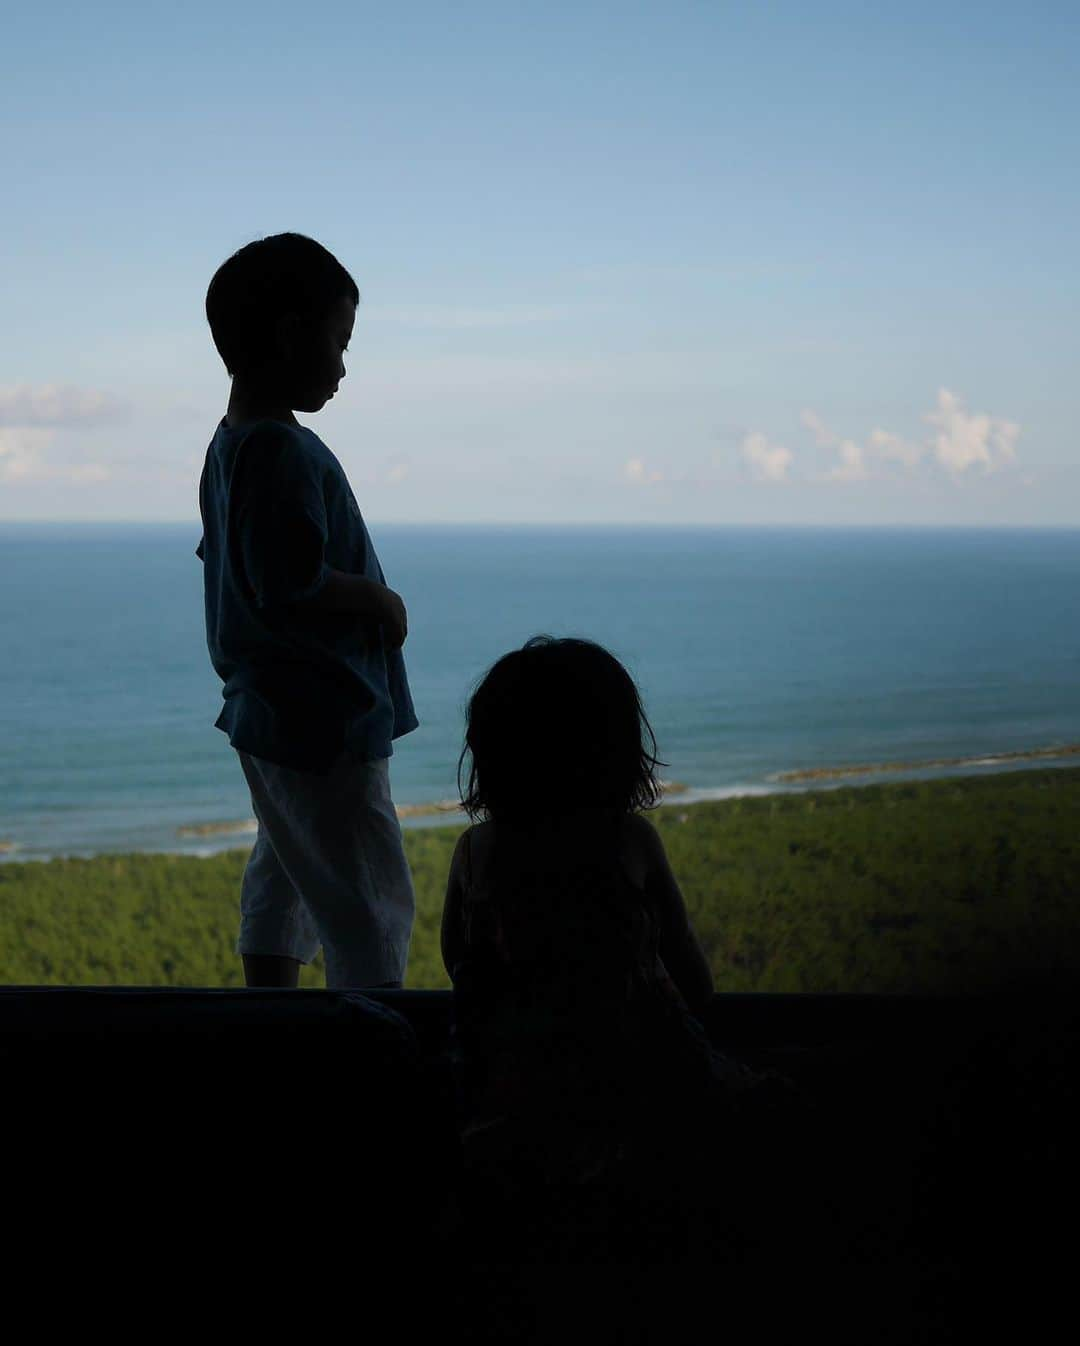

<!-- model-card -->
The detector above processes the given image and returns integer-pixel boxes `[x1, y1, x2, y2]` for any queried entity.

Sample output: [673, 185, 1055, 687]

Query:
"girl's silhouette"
[441, 636, 799, 1236]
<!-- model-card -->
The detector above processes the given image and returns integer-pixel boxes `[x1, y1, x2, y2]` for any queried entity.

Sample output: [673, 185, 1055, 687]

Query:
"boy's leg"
[315, 756, 415, 988]
[238, 753, 415, 989]
[237, 756, 322, 980]
[242, 955, 302, 988]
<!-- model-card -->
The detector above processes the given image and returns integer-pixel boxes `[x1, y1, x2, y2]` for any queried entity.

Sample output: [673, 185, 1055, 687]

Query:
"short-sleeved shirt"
[196, 417, 418, 772]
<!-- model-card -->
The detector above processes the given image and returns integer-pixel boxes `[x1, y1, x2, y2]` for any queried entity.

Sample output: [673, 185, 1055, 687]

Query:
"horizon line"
[0, 518, 1077, 532]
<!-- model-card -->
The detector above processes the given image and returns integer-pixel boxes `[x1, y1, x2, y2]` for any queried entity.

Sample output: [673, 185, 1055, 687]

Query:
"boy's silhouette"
[197, 232, 417, 989]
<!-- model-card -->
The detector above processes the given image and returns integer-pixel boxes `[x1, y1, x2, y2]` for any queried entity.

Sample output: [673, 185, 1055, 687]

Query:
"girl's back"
[442, 637, 798, 1208]
[445, 811, 750, 1193]
[459, 811, 662, 1005]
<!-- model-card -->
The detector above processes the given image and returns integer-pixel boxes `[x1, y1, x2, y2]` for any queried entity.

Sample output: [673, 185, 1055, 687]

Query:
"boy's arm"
[300, 570, 408, 649]
[634, 817, 715, 1018]
[234, 426, 407, 648]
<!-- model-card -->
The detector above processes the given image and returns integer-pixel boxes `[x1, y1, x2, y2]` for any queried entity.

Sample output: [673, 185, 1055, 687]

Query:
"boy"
[197, 232, 417, 990]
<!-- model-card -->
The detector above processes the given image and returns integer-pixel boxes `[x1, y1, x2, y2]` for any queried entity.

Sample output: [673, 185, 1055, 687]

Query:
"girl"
[441, 636, 796, 1233]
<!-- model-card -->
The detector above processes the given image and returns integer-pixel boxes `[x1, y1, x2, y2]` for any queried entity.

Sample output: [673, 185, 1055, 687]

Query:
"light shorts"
[237, 751, 415, 988]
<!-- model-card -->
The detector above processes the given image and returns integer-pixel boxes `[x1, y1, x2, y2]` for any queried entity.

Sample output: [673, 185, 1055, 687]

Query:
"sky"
[2, 0, 1078, 525]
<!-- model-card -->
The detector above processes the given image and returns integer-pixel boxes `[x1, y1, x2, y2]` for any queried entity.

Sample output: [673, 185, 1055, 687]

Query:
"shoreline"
[2, 751, 1079, 866]
[773, 742, 1080, 783]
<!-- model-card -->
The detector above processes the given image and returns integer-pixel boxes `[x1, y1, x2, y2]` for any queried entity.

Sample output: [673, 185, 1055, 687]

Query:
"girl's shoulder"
[617, 811, 663, 886]
[620, 810, 660, 844]
[467, 811, 659, 886]
[462, 819, 496, 864]
[453, 821, 495, 900]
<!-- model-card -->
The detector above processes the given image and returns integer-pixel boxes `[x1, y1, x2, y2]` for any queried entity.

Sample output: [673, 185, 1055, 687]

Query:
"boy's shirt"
[196, 418, 418, 772]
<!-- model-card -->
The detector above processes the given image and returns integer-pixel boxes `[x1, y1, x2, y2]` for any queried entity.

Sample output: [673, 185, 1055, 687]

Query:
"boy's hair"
[205, 232, 360, 376]
[458, 635, 665, 821]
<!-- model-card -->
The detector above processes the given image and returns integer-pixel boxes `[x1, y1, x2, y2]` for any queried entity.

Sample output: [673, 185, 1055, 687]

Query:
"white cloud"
[800, 408, 838, 448]
[0, 383, 125, 428]
[0, 428, 52, 480]
[0, 427, 111, 484]
[380, 456, 411, 485]
[828, 438, 869, 481]
[740, 432, 792, 483]
[801, 391, 1018, 483]
[0, 382, 120, 487]
[924, 387, 1019, 474]
[624, 457, 664, 485]
[868, 427, 924, 469]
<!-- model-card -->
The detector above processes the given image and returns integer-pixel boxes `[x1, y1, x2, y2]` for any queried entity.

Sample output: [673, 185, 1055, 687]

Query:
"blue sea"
[2, 524, 1079, 861]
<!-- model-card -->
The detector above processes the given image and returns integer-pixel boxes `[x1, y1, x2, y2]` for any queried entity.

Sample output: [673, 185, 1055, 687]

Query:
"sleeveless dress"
[447, 815, 791, 1204]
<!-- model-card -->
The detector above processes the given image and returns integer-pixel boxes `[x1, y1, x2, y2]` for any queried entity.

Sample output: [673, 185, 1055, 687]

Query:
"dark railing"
[2, 983, 1071, 1338]
[0, 982, 1063, 1051]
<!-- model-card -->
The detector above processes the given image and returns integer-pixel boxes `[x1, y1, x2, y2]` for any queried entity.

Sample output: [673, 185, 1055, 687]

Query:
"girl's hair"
[458, 636, 665, 821]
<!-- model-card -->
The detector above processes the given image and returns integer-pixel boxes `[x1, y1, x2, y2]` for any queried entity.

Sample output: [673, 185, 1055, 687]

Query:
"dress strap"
[463, 826, 473, 890]
[461, 828, 502, 958]
[461, 827, 494, 906]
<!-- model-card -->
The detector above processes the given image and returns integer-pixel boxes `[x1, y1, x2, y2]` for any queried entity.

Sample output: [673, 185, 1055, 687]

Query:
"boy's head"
[205, 233, 359, 412]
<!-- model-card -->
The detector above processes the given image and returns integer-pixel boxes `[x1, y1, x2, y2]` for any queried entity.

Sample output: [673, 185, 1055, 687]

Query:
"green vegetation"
[2, 767, 1078, 993]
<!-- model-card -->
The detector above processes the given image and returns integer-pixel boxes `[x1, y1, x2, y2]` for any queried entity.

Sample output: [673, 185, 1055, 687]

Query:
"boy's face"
[282, 295, 356, 413]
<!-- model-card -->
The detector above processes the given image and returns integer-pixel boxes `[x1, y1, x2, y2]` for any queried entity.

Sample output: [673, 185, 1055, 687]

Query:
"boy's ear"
[273, 312, 304, 360]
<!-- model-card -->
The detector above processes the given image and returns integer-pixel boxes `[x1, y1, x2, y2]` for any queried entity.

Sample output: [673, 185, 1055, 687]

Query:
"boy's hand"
[377, 587, 408, 648]
[308, 570, 408, 646]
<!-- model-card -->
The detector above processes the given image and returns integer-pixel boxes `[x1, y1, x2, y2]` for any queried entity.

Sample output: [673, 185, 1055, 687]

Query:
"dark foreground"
[2, 987, 1072, 1343]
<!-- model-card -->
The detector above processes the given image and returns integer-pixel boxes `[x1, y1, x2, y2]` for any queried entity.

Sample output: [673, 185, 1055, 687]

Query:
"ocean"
[1, 523, 1078, 861]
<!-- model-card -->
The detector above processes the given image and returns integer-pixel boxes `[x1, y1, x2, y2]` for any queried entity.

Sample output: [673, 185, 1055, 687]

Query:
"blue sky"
[2, 0, 1077, 524]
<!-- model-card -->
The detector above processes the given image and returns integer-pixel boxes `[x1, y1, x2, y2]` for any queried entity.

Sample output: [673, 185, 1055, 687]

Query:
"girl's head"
[458, 636, 664, 821]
